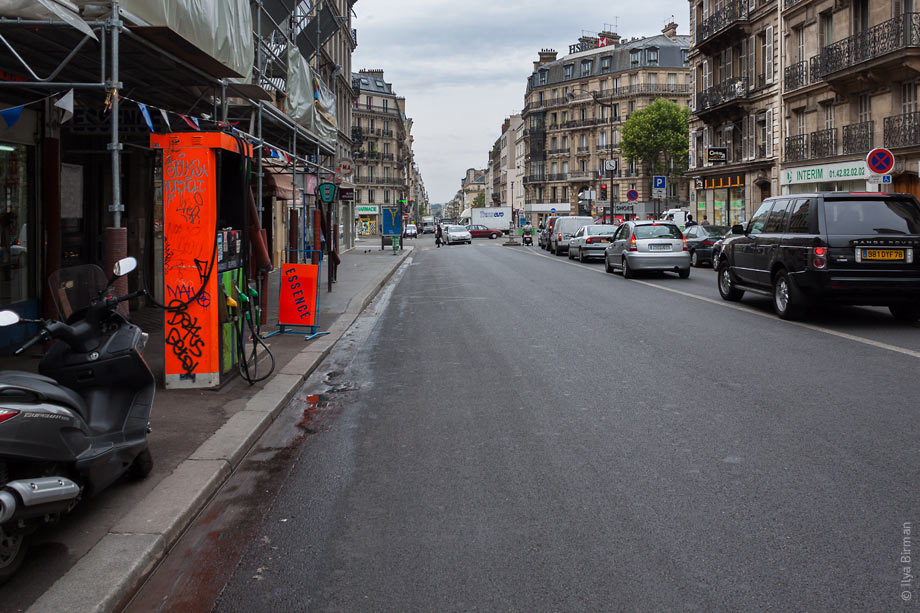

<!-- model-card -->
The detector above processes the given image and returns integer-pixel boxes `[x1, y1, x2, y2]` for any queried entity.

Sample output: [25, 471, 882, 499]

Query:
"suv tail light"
[557, 233, 562, 240]
[812, 246, 828, 269]
[629, 234, 638, 252]
[682, 236, 688, 252]
[0, 409, 19, 425]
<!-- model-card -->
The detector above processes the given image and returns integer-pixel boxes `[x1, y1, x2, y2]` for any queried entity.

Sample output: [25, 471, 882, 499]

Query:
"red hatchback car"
[466, 225, 503, 239]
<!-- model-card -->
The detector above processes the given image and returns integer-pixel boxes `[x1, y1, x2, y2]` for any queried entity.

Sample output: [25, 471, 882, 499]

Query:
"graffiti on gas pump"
[165, 307, 205, 376]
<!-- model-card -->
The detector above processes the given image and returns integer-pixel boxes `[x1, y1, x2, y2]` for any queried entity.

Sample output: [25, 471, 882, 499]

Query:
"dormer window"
[539, 69, 548, 85]
[601, 56, 612, 72]
[581, 60, 593, 76]
[564, 64, 574, 79]
[630, 49, 640, 66]
[647, 47, 659, 65]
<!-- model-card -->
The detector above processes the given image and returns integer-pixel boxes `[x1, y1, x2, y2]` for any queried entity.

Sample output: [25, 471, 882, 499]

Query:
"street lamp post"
[502, 167, 520, 246]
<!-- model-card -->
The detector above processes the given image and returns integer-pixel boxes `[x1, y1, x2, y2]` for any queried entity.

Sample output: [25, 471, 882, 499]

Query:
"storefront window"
[0, 143, 35, 307]
[713, 188, 727, 226]
[730, 188, 746, 226]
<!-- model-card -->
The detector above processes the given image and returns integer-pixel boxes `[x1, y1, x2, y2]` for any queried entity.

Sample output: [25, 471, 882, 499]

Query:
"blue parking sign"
[653, 176, 666, 189]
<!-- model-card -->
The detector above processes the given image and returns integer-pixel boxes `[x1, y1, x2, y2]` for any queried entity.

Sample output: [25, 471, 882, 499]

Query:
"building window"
[564, 65, 573, 79]
[903, 81, 917, 114]
[601, 56, 611, 71]
[540, 70, 548, 85]
[562, 186, 568, 200]
[824, 104, 835, 130]
[370, 119, 375, 131]
[368, 190, 375, 203]
[613, 77, 621, 92]
[858, 94, 871, 123]
[630, 49, 640, 66]
[580, 134, 587, 147]
[580, 108, 587, 121]
[820, 12, 834, 48]
[599, 131, 607, 146]
[795, 109, 806, 136]
[366, 96, 372, 109]
[562, 111, 568, 123]
[356, 189, 362, 202]
[384, 190, 390, 203]
[628, 100, 635, 115]
[612, 129, 619, 145]
[581, 60, 593, 76]
[580, 159, 587, 172]
[382, 99, 388, 112]
[648, 73, 658, 87]
[562, 161, 569, 174]
[647, 48, 659, 65]
[538, 92, 545, 105]
[562, 135, 568, 149]
[681, 49, 689, 65]
[795, 26, 805, 63]
[552, 186, 557, 201]
[384, 120, 390, 132]
[612, 103, 619, 120]
[552, 88, 558, 102]
[550, 136, 557, 150]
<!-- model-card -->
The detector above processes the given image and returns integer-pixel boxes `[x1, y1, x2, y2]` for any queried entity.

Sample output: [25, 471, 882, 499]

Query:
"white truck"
[471, 207, 513, 234]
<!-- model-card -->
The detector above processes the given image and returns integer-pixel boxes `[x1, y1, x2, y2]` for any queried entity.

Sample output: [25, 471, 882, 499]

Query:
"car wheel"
[772, 270, 807, 320]
[604, 256, 613, 273]
[678, 268, 690, 279]
[690, 250, 699, 267]
[717, 261, 744, 301]
[579, 249, 587, 263]
[490, 233, 498, 239]
[622, 257, 635, 279]
[889, 303, 920, 322]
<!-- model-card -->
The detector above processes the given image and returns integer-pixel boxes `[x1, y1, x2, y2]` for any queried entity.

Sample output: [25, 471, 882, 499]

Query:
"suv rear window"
[824, 198, 920, 235]
[634, 224, 681, 239]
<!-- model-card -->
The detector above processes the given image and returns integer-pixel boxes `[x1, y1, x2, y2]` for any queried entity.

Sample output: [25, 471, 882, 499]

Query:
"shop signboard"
[782, 161, 868, 185]
[356, 205, 379, 214]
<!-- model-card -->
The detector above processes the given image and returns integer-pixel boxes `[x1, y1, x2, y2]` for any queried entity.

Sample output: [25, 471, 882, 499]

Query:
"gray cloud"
[353, 0, 687, 203]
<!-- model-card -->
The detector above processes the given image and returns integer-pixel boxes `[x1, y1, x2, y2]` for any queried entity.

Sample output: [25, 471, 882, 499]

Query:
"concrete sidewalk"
[22, 242, 413, 613]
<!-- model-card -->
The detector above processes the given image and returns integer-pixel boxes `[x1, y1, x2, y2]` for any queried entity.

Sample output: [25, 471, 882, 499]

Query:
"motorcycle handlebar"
[105, 289, 148, 308]
[14, 331, 46, 355]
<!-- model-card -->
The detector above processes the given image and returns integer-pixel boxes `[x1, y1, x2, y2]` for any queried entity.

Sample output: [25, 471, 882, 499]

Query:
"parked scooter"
[0, 257, 154, 583]
[522, 232, 533, 246]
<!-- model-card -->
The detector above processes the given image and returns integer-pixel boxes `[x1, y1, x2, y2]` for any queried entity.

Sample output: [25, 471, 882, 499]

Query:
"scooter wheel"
[0, 526, 30, 585]
[128, 448, 154, 479]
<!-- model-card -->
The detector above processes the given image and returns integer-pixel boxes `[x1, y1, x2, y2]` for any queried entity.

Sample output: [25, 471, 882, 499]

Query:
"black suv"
[715, 192, 920, 321]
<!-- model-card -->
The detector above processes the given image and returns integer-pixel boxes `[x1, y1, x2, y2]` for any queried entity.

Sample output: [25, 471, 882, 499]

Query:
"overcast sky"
[352, 0, 687, 205]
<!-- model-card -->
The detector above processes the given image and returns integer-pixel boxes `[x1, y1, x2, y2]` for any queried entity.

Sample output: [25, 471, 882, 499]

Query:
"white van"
[660, 208, 692, 229]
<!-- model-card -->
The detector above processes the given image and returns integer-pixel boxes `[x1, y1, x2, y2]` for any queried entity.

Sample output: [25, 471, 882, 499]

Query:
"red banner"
[278, 264, 319, 327]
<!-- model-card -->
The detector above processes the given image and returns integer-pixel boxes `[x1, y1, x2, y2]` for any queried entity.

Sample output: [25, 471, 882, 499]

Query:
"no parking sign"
[866, 148, 894, 175]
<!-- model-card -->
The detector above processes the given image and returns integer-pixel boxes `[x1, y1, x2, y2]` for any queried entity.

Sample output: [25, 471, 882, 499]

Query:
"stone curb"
[26, 247, 413, 613]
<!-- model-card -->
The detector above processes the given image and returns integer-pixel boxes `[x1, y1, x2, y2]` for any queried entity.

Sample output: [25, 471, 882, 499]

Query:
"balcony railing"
[785, 134, 809, 162]
[784, 0, 805, 9]
[524, 175, 546, 184]
[546, 148, 570, 155]
[595, 83, 690, 103]
[814, 13, 920, 78]
[696, 78, 749, 112]
[810, 128, 838, 158]
[884, 111, 920, 148]
[568, 170, 592, 180]
[785, 61, 808, 90]
[576, 146, 591, 154]
[598, 144, 616, 151]
[696, 3, 749, 45]
[843, 120, 874, 154]
[356, 104, 400, 116]
[546, 173, 568, 181]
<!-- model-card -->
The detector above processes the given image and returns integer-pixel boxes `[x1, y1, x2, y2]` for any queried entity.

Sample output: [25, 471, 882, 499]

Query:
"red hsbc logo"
[598, 37, 609, 47]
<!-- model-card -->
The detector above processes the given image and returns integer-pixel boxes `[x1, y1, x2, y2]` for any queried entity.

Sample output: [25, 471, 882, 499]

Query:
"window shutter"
[703, 127, 710, 166]
[689, 129, 696, 169]
[749, 0, 755, 13]
[690, 68, 697, 111]
[741, 37, 748, 81]
[748, 35, 756, 92]
[741, 119, 749, 162]
[702, 0, 709, 22]
[726, 47, 733, 80]
[725, 124, 734, 163]
[766, 26, 774, 84]
[766, 108, 774, 157]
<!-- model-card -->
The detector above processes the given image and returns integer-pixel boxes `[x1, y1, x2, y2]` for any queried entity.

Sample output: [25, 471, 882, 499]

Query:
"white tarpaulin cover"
[284, 45, 337, 148]
[0, 0, 253, 78]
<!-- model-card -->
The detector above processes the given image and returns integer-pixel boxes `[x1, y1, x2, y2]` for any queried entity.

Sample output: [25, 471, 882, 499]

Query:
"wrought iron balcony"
[784, 61, 808, 90]
[576, 146, 591, 154]
[785, 134, 809, 162]
[842, 121, 874, 154]
[695, 78, 749, 113]
[546, 148, 570, 156]
[568, 170, 592, 180]
[884, 111, 920, 148]
[696, 3, 750, 46]
[598, 144, 616, 151]
[546, 173, 568, 181]
[524, 175, 546, 184]
[810, 128, 837, 158]
[814, 13, 920, 79]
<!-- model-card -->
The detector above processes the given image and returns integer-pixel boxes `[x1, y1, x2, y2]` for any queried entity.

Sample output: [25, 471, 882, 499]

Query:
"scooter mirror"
[114, 257, 137, 277]
[0, 310, 21, 327]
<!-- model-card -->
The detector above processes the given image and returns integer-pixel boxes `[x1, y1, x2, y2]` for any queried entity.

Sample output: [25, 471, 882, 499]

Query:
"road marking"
[518, 244, 920, 360]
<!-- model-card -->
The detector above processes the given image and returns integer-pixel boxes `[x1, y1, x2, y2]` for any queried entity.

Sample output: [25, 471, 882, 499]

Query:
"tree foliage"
[473, 192, 485, 208]
[620, 99, 690, 176]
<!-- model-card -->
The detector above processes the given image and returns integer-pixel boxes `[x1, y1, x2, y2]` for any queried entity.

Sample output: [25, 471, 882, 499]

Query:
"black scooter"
[522, 232, 533, 246]
[0, 257, 153, 583]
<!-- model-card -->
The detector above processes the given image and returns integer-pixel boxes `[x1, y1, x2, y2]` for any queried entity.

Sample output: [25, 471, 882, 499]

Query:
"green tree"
[473, 192, 485, 208]
[620, 99, 689, 177]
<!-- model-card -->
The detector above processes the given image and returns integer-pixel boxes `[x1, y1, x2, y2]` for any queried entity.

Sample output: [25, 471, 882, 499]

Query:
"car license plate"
[649, 244, 671, 251]
[861, 248, 904, 261]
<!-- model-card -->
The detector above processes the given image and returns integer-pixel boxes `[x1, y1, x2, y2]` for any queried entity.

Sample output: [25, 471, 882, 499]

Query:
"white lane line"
[519, 245, 920, 360]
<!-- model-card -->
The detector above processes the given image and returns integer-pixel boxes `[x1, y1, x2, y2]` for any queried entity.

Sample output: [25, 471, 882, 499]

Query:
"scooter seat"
[0, 371, 89, 417]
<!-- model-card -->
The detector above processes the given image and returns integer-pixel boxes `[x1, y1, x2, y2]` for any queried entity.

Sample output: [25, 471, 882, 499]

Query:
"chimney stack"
[598, 30, 620, 47]
[533, 48, 558, 70]
[662, 21, 678, 40]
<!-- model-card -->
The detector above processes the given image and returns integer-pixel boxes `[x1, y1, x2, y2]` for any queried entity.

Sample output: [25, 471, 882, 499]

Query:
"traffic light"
[600, 184, 607, 200]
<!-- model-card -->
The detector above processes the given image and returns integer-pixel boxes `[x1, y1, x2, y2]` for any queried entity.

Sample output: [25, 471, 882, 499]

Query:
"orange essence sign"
[278, 264, 319, 327]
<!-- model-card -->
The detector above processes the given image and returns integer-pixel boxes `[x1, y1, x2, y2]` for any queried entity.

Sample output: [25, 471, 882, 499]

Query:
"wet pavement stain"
[123, 385, 350, 613]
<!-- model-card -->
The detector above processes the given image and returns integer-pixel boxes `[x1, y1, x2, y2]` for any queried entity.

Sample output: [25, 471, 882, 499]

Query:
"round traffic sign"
[550, 208, 556, 214]
[337, 158, 355, 178]
[867, 148, 894, 174]
[626, 190, 639, 201]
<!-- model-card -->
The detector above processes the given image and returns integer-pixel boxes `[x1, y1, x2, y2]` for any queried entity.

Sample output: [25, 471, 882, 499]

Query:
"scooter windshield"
[48, 264, 109, 320]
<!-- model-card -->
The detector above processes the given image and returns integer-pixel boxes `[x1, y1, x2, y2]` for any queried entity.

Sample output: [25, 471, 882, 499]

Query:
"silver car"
[445, 225, 472, 244]
[567, 224, 618, 262]
[604, 221, 691, 278]
[549, 216, 594, 255]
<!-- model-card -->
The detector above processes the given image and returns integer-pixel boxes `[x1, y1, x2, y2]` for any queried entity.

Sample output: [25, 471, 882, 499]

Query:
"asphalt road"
[129, 234, 920, 612]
